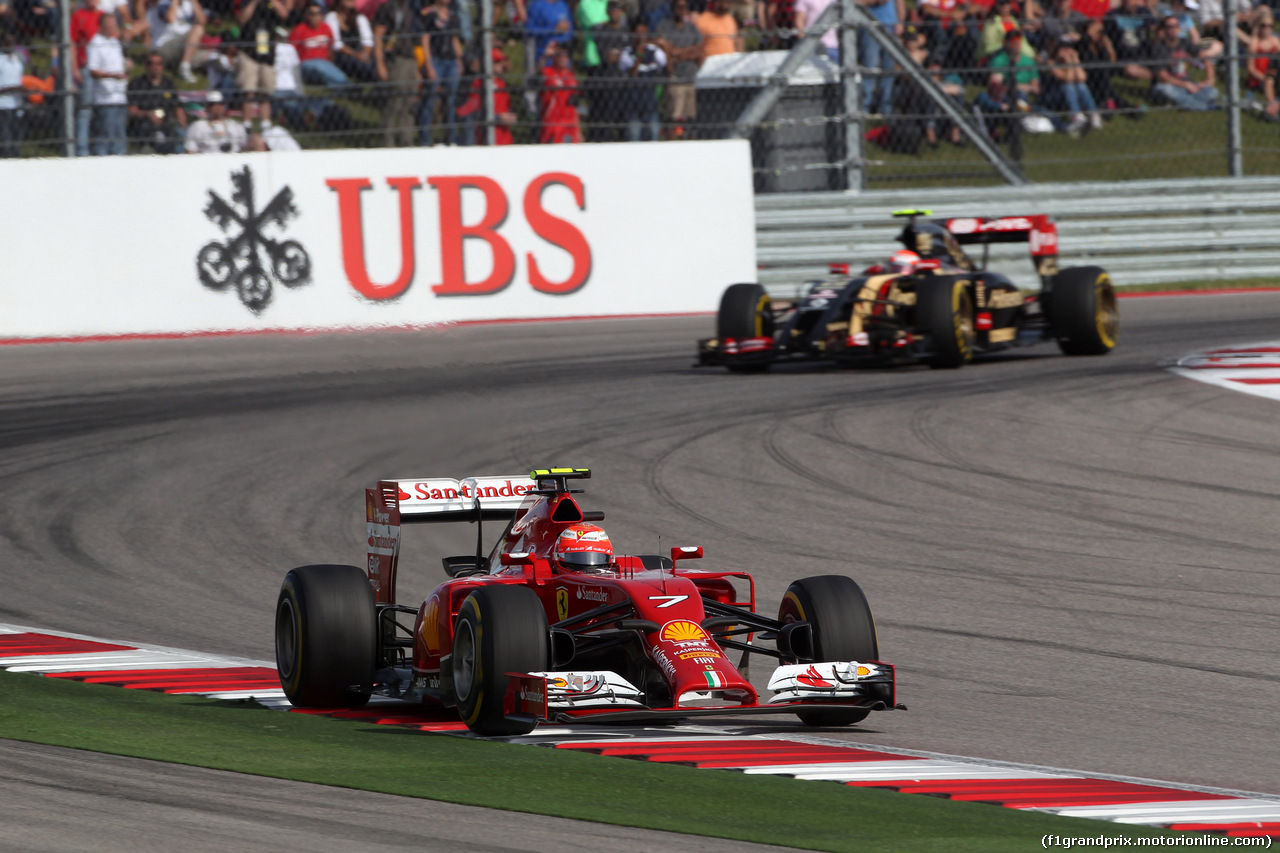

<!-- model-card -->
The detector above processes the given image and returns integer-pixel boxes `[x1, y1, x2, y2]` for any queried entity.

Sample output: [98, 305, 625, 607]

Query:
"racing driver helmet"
[553, 524, 614, 574]
[889, 249, 921, 274]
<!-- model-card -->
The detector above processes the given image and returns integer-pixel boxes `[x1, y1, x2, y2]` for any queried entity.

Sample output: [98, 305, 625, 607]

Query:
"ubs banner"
[0, 141, 755, 339]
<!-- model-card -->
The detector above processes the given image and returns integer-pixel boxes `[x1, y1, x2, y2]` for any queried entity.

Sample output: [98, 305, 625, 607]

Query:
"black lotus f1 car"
[697, 210, 1119, 371]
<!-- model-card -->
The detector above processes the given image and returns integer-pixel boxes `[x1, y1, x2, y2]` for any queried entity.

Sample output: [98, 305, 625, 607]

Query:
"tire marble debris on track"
[3, 624, 1278, 840]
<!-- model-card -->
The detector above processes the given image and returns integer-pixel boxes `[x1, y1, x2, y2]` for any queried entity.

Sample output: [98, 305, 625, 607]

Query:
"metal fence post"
[1225, 0, 1242, 176]
[59, 0, 74, 157]
[841, 0, 862, 191]
[481, 0, 495, 145]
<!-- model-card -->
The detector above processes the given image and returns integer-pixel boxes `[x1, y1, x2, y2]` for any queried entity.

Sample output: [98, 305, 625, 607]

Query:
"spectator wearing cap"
[418, 0, 463, 144]
[1104, 0, 1154, 81]
[655, 0, 703, 135]
[1169, 0, 1222, 60]
[127, 49, 187, 153]
[146, 0, 208, 83]
[1150, 12, 1221, 108]
[0, 31, 27, 158]
[455, 47, 518, 143]
[987, 28, 1039, 107]
[291, 1, 350, 89]
[325, 0, 377, 82]
[695, 0, 741, 57]
[373, 0, 419, 146]
[185, 89, 249, 151]
[792, 0, 835, 63]
[87, 12, 128, 155]
[527, 0, 574, 66]
[236, 0, 289, 125]
[539, 41, 581, 142]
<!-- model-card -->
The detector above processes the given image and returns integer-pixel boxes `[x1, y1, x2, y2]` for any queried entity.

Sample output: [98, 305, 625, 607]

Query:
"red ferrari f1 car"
[698, 210, 1119, 371]
[275, 468, 901, 735]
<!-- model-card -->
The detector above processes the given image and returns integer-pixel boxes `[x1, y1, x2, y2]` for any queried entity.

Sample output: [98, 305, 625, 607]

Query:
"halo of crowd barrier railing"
[755, 176, 1280, 295]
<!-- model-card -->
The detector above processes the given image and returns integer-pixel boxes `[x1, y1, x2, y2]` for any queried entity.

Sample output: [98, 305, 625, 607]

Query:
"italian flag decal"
[703, 671, 727, 689]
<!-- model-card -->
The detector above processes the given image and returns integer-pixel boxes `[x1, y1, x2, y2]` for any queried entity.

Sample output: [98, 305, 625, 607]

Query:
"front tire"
[1051, 266, 1118, 355]
[453, 585, 549, 736]
[915, 277, 974, 369]
[717, 283, 774, 373]
[778, 575, 880, 727]
[275, 564, 377, 708]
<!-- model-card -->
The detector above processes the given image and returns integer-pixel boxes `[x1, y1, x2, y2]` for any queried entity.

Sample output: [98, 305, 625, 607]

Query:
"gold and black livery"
[697, 209, 1118, 372]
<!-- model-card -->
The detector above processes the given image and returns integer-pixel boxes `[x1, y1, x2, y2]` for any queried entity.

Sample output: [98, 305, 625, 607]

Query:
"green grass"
[0, 671, 1183, 852]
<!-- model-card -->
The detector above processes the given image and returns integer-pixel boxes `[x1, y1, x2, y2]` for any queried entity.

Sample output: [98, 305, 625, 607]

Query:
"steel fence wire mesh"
[2, 0, 1279, 187]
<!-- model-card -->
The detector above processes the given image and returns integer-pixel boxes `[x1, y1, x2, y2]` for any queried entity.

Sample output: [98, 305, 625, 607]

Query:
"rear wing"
[381, 475, 537, 523]
[364, 474, 535, 604]
[940, 215, 1059, 283]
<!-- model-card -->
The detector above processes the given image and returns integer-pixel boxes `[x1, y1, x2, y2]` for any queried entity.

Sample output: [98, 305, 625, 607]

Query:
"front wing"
[504, 662, 904, 726]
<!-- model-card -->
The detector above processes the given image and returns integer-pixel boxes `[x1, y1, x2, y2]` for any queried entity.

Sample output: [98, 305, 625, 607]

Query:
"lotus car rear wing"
[365, 474, 536, 604]
[940, 215, 1059, 284]
[893, 209, 1059, 285]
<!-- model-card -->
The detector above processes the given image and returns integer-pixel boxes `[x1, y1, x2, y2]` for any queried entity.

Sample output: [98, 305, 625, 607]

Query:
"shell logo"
[660, 620, 708, 643]
[422, 596, 441, 653]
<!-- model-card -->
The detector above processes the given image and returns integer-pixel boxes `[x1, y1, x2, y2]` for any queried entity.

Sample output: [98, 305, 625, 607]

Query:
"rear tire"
[915, 277, 974, 369]
[275, 564, 376, 708]
[453, 585, 549, 736]
[717, 283, 774, 373]
[1051, 266, 1118, 355]
[778, 575, 879, 727]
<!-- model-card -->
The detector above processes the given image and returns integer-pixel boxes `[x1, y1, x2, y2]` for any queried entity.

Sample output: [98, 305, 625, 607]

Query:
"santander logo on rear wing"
[364, 474, 537, 605]
[389, 475, 538, 517]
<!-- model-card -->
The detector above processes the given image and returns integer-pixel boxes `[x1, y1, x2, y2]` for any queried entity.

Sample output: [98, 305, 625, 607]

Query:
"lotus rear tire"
[717, 283, 774, 373]
[275, 564, 376, 708]
[1052, 266, 1118, 355]
[915, 277, 975, 369]
[778, 575, 879, 727]
[453, 585, 549, 736]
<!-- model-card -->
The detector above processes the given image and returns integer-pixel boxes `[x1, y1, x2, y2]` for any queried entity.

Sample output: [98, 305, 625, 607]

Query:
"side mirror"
[499, 551, 534, 567]
[670, 546, 703, 564]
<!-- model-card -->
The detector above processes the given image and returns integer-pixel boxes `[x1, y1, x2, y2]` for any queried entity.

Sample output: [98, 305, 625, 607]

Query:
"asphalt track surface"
[1, 292, 1278, 846]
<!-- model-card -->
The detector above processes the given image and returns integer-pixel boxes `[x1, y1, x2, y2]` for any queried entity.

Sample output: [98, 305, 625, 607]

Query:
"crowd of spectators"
[0, 0, 1277, 156]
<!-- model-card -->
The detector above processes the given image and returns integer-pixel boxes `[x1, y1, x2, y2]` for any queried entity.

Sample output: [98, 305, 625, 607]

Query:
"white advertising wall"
[0, 140, 756, 339]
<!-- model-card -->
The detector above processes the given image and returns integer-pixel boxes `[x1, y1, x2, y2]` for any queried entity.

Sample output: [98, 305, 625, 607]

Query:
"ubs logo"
[197, 166, 312, 313]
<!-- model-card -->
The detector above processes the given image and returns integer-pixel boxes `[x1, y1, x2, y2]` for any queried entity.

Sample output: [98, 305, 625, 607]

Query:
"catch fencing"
[755, 176, 1280, 295]
[4, 2, 1279, 192]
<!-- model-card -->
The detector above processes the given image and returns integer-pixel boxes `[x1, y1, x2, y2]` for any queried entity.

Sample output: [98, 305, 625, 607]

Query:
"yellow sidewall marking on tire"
[952, 282, 972, 359]
[754, 294, 770, 337]
[1094, 274, 1118, 350]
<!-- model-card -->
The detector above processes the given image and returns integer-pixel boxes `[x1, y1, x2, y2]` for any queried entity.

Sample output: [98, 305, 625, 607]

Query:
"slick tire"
[1051, 266, 1119, 356]
[915, 277, 975, 369]
[453, 585, 549, 737]
[778, 575, 880, 727]
[275, 564, 376, 708]
[717, 283, 774, 374]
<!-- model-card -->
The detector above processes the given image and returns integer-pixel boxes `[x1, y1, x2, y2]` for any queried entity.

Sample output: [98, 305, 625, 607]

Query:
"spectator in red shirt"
[290, 1, 350, 88]
[70, 0, 101, 156]
[539, 42, 581, 143]
[456, 47, 518, 144]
